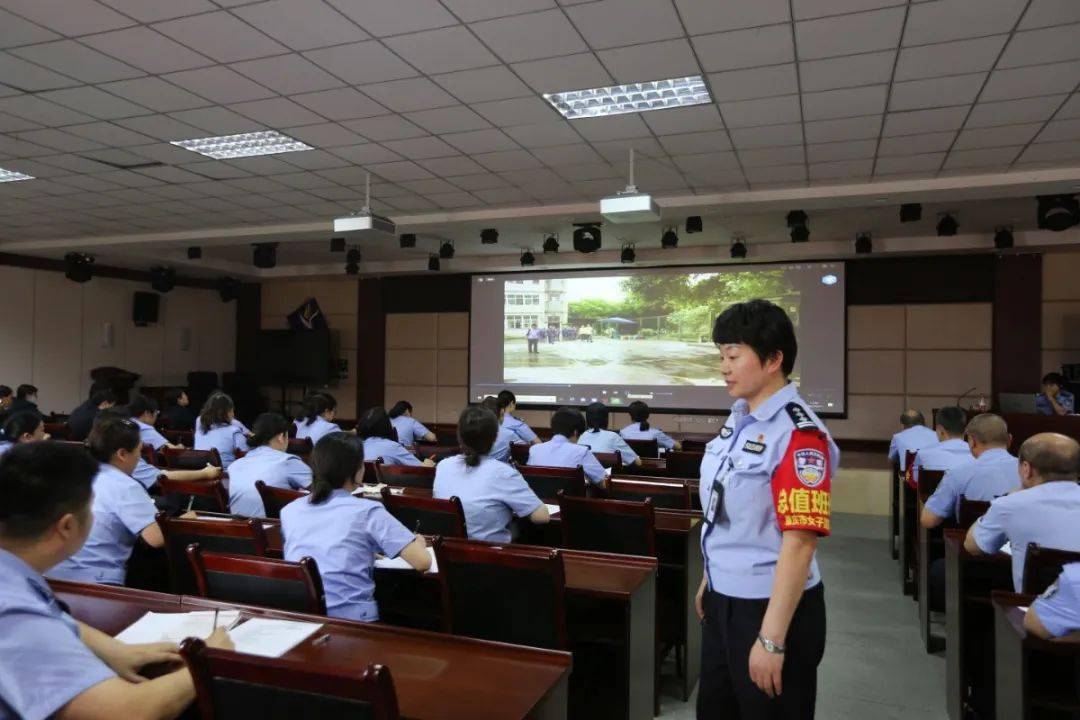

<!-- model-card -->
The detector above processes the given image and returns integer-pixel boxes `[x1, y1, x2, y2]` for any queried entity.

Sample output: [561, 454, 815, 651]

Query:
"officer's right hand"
[205, 627, 235, 651]
[695, 575, 707, 621]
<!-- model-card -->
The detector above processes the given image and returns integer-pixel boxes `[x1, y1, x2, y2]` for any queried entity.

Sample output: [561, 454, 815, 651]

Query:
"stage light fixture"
[787, 210, 809, 242]
[685, 216, 702, 233]
[399, 233, 417, 248]
[438, 241, 454, 259]
[542, 234, 559, 253]
[428, 255, 440, 271]
[790, 225, 810, 243]
[345, 247, 361, 275]
[730, 237, 747, 259]
[187, 246, 202, 260]
[900, 203, 922, 223]
[520, 250, 535, 266]
[661, 228, 678, 248]
[252, 242, 278, 269]
[150, 266, 175, 293]
[480, 228, 499, 244]
[994, 227, 1014, 250]
[1037, 195, 1079, 232]
[64, 252, 94, 283]
[855, 232, 872, 254]
[620, 243, 635, 263]
[936, 213, 958, 236]
[572, 224, 602, 253]
[330, 237, 345, 252]
[217, 276, 240, 303]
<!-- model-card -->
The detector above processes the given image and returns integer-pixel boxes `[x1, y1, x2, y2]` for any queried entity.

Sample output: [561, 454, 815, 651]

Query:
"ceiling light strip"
[543, 75, 711, 120]
[0, 167, 34, 183]
[170, 130, 312, 160]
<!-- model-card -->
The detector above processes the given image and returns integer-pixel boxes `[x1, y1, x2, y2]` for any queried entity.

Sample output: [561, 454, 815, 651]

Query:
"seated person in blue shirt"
[128, 395, 183, 453]
[911, 405, 974, 486]
[619, 400, 680, 451]
[159, 388, 196, 430]
[965, 432, 1080, 592]
[888, 408, 938, 472]
[295, 392, 350, 445]
[480, 395, 518, 463]
[498, 390, 541, 445]
[94, 409, 220, 493]
[194, 392, 249, 468]
[228, 412, 313, 517]
[358, 406, 434, 467]
[1036, 372, 1075, 416]
[579, 402, 641, 467]
[527, 407, 607, 485]
[281, 432, 430, 621]
[433, 405, 548, 542]
[1024, 562, 1080, 640]
[0, 441, 232, 720]
[388, 400, 436, 448]
[67, 387, 116, 443]
[0, 411, 48, 456]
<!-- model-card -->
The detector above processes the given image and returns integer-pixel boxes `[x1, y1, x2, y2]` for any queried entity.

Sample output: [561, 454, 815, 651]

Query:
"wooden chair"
[140, 443, 157, 465]
[624, 438, 660, 459]
[255, 481, 307, 520]
[381, 489, 467, 538]
[558, 493, 656, 557]
[157, 513, 268, 595]
[510, 442, 530, 465]
[413, 442, 459, 462]
[374, 460, 436, 489]
[680, 439, 706, 453]
[957, 498, 991, 529]
[162, 429, 194, 447]
[286, 437, 312, 458]
[663, 451, 704, 479]
[186, 546, 326, 615]
[157, 476, 229, 514]
[591, 451, 623, 472]
[43, 422, 70, 440]
[917, 469, 945, 504]
[517, 464, 586, 502]
[363, 460, 378, 485]
[181, 638, 400, 720]
[161, 446, 222, 470]
[605, 477, 691, 510]
[1022, 543, 1080, 595]
[434, 537, 568, 650]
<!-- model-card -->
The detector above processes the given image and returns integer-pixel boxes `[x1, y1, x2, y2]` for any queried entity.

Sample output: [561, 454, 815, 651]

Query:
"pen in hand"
[312, 633, 331, 646]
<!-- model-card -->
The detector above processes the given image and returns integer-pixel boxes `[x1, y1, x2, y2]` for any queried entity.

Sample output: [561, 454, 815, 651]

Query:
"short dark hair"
[165, 388, 187, 406]
[309, 432, 364, 504]
[357, 406, 394, 441]
[935, 406, 967, 437]
[458, 405, 498, 467]
[712, 299, 797, 377]
[16, 384, 37, 400]
[1042, 372, 1067, 386]
[87, 415, 141, 463]
[497, 390, 516, 407]
[550, 407, 585, 439]
[126, 395, 156, 417]
[585, 402, 609, 433]
[250, 412, 290, 448]
[2, 412, 43, 443]
[0, 385, 12, 399]
[90, 389, 117, 407]
[0, 441, 97, 540]
[388, 401, 412, 419]
[627, 400, 651, 431]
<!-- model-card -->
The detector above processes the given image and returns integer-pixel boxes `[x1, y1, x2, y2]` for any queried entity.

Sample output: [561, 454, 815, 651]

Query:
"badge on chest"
[742, 434, 767, 455]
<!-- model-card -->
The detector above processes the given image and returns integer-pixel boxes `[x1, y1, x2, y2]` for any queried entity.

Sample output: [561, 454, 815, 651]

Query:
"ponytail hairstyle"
[627, 400, 651, 432]
[126, 394, 158, 420]
[87, 415, 141, 464]
[2, 412, 44, 444]
[309, 432, 364, 504]
[585, 402, 608, 434]
[496, 390, 516, 410]
[250, 412, 290, 448]
[199, 392, 234, 434]
[388, 401, 412, 419]
[302, 392, 336, 426]
[458, 405, 498, 467]
[357, 406, 395, 441]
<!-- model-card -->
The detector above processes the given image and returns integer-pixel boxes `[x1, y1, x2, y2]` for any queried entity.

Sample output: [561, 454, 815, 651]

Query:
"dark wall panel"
[357, 277, 386, 412]
[992, 253, 1042, 395]
[235, 282, 261, 372]
[847, 254, 996, 305]
[382, 274, 470, 313]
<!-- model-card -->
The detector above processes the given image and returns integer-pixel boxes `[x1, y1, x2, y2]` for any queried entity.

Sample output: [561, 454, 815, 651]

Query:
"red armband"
[771, 429, 832, 536]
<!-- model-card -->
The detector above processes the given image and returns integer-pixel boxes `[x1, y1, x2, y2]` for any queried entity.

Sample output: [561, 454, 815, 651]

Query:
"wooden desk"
[999, 412, 1080, 455]
[890, 461, 900, 560]
[916, 518, 946, 654]
[900, 480, 917, 596]
[52, 580, 572, 720]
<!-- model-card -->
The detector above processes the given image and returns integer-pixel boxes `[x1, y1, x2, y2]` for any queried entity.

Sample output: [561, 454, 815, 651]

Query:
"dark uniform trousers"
[697, 583, 826, 719]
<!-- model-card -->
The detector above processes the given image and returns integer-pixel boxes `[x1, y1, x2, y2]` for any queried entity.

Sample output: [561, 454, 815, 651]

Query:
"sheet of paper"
[544, 503, 560, 516]
[228, 618, 323, 658]
[374, 546, 437, 573]
[354, 483, 388, 496]
[604, 466, 613, 478]
[1001, 542, 1012, 556]
[116, 610, 241, 645]
[193, 514, 233, 522]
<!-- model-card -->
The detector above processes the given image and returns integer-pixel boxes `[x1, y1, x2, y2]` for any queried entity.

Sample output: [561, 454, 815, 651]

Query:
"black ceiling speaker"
[520, 250, 535, 266]
[685, 215, 702, 233]
[936, 213, 959, 236]
[480, 228, 499, 244]
[730, 238, 747, 259]
[899, 203, 922, 222]
[787, 210, 809, 242]
[572, 224, 602, 253]
[855, 232, 872, 254]
[790, 225, 810, 243]
[438, 240, 454, 259]
[1037, 195, 1079, 232]
[661, 228, 678, 248]
[542, 234, 559, 253]
[64, 252, 94, 283]
[252, 242, 278, 268]
[620, 244, 635, 263]
[150, 266, 175, 293]
[399, 233, 417, 248]
[345, 247, 361, 275]
[993, 227, 1014, 249]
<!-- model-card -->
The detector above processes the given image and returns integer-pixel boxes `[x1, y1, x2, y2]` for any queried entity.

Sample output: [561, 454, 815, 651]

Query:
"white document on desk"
[374, 546, 438, 573]
[228, 618, 323, 658]
[116, 610, 241, 645]
[544, 503, 560, 516]
[1001, 542, 1013, 556]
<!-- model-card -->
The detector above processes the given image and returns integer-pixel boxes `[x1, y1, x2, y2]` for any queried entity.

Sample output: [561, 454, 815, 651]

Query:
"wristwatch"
[757, 633, 786, 654]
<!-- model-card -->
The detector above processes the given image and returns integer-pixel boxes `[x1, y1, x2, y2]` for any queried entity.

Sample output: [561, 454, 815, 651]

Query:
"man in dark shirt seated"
[159, 388, 196, 430]
[7, 384, 42, 422]
[67, 389, 116, 442]
[1036, 372, 1075, 415]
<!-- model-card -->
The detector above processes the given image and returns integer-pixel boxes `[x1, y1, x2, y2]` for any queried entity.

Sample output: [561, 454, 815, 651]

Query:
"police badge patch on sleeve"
[719, 426, 732, 439]
[793, 448, 826, 487]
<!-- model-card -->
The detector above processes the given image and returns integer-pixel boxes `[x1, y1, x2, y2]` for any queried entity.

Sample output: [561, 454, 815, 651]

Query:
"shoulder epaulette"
[785, 402, 820, 432]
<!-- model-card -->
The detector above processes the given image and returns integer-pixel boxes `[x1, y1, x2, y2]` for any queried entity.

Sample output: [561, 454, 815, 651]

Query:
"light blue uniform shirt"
[888, 424, 939, 471]
[48, 463, 158, 586]
[579, 428, 639, 465]
[294, 416, 341, 445]
[971, 480, 1080, 592]
[194, 420, 249, 468]
[134, 418, 168, 451]
[925, 447, 1019, 521]
[281, 489, 415, 622]
[0, 441, 13, 457]
[913, 438, 973, 487]
[433, 454, 543, 542]
[503, 414, 538, 444]
[391, 415, 431, 447]
[619, 423, 677, 450]
[528, 434, 606, 485]
[699, 383, 840, 599]
[227, 445, 312, 517]
[0, 548, 116, 720]
[363, 436, 422, 466]
[131, 459, 161, 490]
[489, 425, 517, 463]
[1035, 389, 1075, 415]
[1032, 562, 1080, 637]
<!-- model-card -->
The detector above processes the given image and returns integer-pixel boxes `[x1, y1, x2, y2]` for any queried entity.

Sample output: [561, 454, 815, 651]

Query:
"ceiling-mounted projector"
[332, 171, 396, 237]
[600, 147, 660, 224]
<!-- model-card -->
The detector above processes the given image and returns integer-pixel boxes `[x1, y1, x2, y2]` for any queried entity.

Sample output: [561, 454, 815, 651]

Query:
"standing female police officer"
[697, 299, 837, 719]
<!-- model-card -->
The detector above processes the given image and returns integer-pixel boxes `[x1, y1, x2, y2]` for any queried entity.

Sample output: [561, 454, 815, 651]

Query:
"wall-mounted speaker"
[133, 291, 159, 327]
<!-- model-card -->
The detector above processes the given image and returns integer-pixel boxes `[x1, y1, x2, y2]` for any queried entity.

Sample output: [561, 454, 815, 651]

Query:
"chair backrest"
[558, 493, 656, 557]
[286, 437, 312, 458]
[434, 538, 567, 650]
[517, 464, 586, 502]
[186, 546, 325, 615]
[255, 480, 308, 520]
[43, 422, 70, 440]
[158, 476, 229, 514]
[510, 443, 530, 465]
[162, 446, 222, 470]
[163, 429, 194, 447]
[957, 498, 991, 529]
[413, 442, 459, 462]
[157, 513, 268, 595]
[140, 443, 157, 465]
[606, 478, 691, 510]
[624, 438, 660, 459]
[917, 469, 945, 504]
[374, 460, 436, 489]
[1022, 543, 1080, 595]
[664, 451, 704, 479]
[681, 438, 706, 453]
[181, 638, 399, 720]
[904, 450, 917, 485]
[363, 461, 378, 484]
[591, 451, 622, 471]
[381, 489, 466, 538]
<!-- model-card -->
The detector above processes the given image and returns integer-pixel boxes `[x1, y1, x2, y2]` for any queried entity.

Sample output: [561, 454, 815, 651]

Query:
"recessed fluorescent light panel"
[543, 75, 711, 120]
[170, 130, 312, 160]
[0, 167, 34, 182]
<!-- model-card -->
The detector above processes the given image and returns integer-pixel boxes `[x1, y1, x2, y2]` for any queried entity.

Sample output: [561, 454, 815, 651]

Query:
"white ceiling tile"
[792, 0, 905, 21]
[80, 27, 213, 74]
[572, 113, 652, 141]
[360, 77, 459, 112]
[0, 112, 40, 132]
[98, 0, 215, 21]
[744, 164, 806, 184]
[415, 155, 489, 175]
[804, 114, 883, 143]
[429, 191, 481, 208]
[339, 115, 427, 141]
[381, 135, 459, 159]
[719, 95, 802, 128]
[874, 152, 944, 174]
[692, 25, 794, 72]
[442, 0, 554, 22]
[598, 38, 701, 84]
[0, 53, 78, 91]
[228, 97, 325, 127]
[903, 0, 1027, 45]
[498, 167, 563, 187]
[232, 0, 368, 51]
[980, 60, 1080, 102]
[326, 0, 458, 36]
[403, 106, 491, 134]
[169, 106, 262, 134]
[0, 8, 60, 48]
[998, 24, 1080, 69]
[124, 142, 202, 164]
[432, 66, 532, 104]
[219, 155, 298, 175]
[728, 122, 803, 148]
[327, 143, 404, 165]
[0, 0, 134, 36]
[799, 51, 895, 92]
[366, 160, 435, 181]
[302, 41, 418, 86]
[472, 186, 534, 204]
[803, 85, 887, 121]
[1037, 118, 1080, 143]
[474, 149, 543, 171]
[37, 86, 151, 120]
[555, 161, 621, 180]
[675, 0, 789, 34]
[708, 64, 798, 102]
[943, 145, 1021, 169]
[878, 131, 955, 156]
[152, 12, 288, 63]
[895, 35, 1008, 81]
[643, 104, 724, 135]
[1019, 0, 1080, 30]
[739, 145, 805, 168]
[12, 128, 104, 152]
[882, 106, 969, 136]
[806, 139, 877, 162]
[470, 97, 556, 126]
[889, 73, 986, 112]
[503, 121, 581, 148]
[64, 121, 155, 146]
[0, 95, 96, 125]
[97, 77, 209, 113]
[231, 54, 345, 95]
[0, 134, 55, 157]
[281, 148, 352, 171]
[809, 158, 874, 180]
[273, 171, 339, 189]
[953, 123, 1041, 150]
[290, 88, 387, 121]
[385, 25, 499, 75]
[445, 172, 511, 190]
[163, 66, 277, 104]
[1019, 140, 1080, 163]
[530, 143, 603, 165]
[10, 41, 142, 83]
[658, 130, 732, 155]
[564, 0, 683, 50]
[795, 7, 905, 60]
[966, 95, 1067, 128]
[512, 53, 613, 93]
[470, 10, 586, 63]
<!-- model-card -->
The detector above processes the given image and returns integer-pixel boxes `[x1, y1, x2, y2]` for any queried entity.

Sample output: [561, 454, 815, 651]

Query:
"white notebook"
[116, 611, 322, 658]
[374, 546, 438, 573]
[545, 503, 561, 516]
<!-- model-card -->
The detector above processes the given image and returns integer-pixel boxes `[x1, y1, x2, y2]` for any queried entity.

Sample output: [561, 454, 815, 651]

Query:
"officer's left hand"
[103, 642, 182, 682]
[749, 641, 784, 698]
